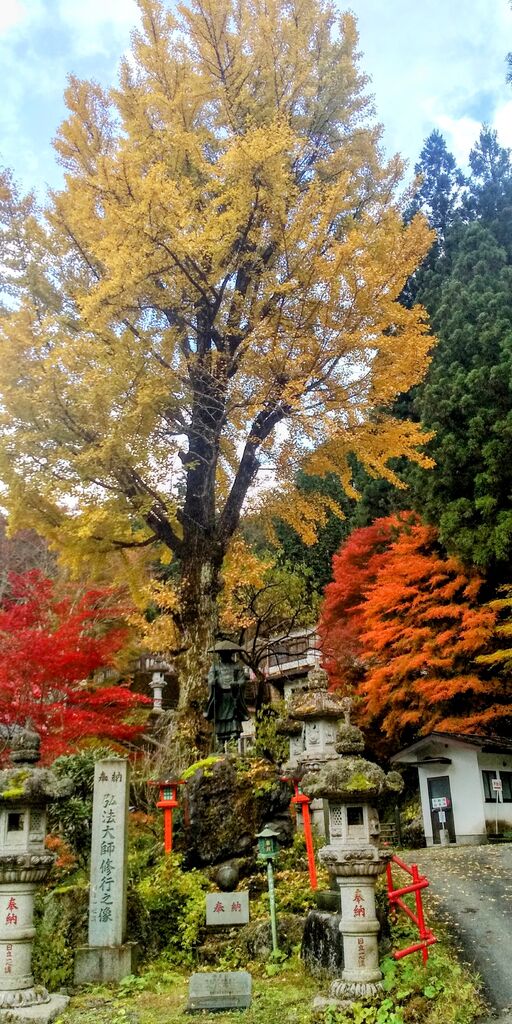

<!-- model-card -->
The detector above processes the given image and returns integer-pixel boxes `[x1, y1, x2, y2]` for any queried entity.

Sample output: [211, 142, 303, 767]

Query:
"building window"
[501, 771, 512, 801]
[482, 769, 512, 802]
[482, 770, 498, 801]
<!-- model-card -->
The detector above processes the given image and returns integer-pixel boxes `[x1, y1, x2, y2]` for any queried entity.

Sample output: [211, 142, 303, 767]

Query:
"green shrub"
[134, 852, 212, 963]
[253, 703, 288, 765]
[32, 884, 88, 989]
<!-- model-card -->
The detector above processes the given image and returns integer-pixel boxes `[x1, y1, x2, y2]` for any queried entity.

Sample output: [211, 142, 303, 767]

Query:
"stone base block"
[312, 995, 352, 1016]
[0, 993, 69, 1023]
[74, 942, 138, 985]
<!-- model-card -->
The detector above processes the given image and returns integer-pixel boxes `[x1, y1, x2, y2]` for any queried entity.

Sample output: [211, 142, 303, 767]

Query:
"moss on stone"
[302, 756, 404, 802]
[0, 767, 72, 802]
[181, 756, 223, 781]
[0, 769, 30, 799]
[182, 756, 292, 868]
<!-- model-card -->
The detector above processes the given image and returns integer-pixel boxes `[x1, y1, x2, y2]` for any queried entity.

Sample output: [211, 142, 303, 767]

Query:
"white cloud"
[56, 0, 140, 57]
[433, 114, 482, 167]
[0, 0, 44, 35]
[493, 100, 512, 150]
[0, 0, 27, 34]
[349, 0, 512, 171]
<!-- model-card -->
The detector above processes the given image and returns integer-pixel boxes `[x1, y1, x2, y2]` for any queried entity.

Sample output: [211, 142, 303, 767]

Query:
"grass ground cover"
[55, 965, 317, 1024]
[54, 912, 484, 1024]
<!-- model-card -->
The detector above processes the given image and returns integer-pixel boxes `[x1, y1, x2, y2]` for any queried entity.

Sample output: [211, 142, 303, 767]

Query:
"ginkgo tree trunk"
[0, 0, 434, 741]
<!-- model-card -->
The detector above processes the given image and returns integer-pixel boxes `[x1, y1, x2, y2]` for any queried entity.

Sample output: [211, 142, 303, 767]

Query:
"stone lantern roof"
[302, 756, 403, 803]
[276, 717, 303, 738]
[288, 664, 347, 721]
[0, 726, 72, 806]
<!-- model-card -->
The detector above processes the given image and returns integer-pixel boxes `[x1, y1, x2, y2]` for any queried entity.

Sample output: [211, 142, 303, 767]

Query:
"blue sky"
[1, 0, 512, 196]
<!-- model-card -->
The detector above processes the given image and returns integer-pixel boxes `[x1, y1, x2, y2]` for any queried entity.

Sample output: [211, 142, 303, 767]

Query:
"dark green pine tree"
[330, 132, 467, 540]
[464, 126, 512, 254]
[278, 130, 512, 587]
[406, 219, 512, 577]
[407, 129, 466, 244]
[403, 130, 466, 307]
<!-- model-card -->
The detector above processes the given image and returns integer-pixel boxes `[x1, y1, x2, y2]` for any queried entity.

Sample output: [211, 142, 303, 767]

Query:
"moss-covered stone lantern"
[302, 699, 403, 1006]
[285, 664, 347, 833]
[0, 725, 70, 1021]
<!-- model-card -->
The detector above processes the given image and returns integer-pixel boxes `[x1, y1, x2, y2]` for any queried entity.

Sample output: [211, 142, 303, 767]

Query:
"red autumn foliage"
[44, 834, 78, 877]
[0, 570, 149, 761]
[319, 515, 403, 691]
[320, 514, 507, 751]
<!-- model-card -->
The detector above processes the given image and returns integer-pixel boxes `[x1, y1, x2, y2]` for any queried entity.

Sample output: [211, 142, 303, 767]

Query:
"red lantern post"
[282, 776, 318, 889]
[151, 779, 184, 854]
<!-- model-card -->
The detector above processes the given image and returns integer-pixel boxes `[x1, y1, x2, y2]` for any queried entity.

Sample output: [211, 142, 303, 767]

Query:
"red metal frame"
[386, 854, 437, 964]
[282, 776, 318, 889]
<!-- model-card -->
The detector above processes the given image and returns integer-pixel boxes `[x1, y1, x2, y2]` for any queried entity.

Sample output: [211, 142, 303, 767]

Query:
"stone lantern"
[301, 700, 403, 1006]
[276, 717, 304, 773]
[149, 656, 169, 711]
[0, 725, 70, 1022]
[285, 664, 347, 833]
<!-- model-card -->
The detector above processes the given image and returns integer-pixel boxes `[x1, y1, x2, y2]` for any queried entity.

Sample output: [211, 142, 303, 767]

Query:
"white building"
[391, 731, 512, 846]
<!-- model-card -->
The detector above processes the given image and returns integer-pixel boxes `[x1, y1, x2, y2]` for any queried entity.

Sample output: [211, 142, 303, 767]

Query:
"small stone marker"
[187, 971, 252, 1012]
[206, 890, 249, 926]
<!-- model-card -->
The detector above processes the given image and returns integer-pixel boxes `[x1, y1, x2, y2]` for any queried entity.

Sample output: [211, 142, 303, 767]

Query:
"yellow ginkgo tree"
[0, 0, 434, 735]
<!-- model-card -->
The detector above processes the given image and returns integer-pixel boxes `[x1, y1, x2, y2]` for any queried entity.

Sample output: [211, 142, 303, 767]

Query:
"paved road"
[409, 844, 512, 1021]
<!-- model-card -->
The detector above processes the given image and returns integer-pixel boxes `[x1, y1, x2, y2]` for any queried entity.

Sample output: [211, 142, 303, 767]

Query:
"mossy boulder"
[236, 913, 305, 959]
[182, 757, 292, 868]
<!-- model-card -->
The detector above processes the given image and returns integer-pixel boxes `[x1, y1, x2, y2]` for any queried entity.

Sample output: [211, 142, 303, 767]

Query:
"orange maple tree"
[320, 514, 510, 751]
[319, 516, 401, 692]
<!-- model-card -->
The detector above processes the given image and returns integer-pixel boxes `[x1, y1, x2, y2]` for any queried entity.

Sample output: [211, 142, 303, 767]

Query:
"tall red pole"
[283, 776, 318, 889]
[163, 806, 173, 854]
[298, 792, 318, 890]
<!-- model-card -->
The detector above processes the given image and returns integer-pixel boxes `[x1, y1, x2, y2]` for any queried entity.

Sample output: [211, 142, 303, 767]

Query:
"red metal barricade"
[386, 854, 437, 964]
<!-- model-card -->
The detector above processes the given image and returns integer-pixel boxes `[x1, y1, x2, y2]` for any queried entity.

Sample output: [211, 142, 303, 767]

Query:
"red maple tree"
[0, 570, 149, 761]
[320, 515, 507, 751]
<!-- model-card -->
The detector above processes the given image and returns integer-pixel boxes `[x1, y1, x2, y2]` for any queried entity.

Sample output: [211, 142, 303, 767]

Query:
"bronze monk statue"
[204, 640, 249, 747]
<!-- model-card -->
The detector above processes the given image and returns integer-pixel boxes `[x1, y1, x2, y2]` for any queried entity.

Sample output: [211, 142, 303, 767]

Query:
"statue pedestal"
[74, 942, 138, 985]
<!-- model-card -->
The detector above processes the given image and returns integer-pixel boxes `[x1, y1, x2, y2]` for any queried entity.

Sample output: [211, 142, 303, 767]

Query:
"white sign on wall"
[431, 797, 448, 809]
[492, 779, 503, 793]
